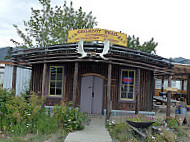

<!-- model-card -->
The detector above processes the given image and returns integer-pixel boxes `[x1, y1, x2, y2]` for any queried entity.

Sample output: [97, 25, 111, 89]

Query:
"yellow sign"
[67, 28, 127, 47]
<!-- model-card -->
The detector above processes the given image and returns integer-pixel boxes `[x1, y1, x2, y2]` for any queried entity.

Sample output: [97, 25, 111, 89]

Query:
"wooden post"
[161, 76, 165, 92]
[72, 62, 79, 106]
[12, 65, 17, 96]
[181, 80, 184, 91]
[166, 75, 172, 117]
[187, 75, 190, 105]
[106, 63, 112, 121]
[135, 69, 140, 114]
[41, 63, 47, 98]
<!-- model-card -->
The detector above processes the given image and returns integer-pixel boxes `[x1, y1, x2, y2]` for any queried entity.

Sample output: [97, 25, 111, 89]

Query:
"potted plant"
[126, 114, 155, 128]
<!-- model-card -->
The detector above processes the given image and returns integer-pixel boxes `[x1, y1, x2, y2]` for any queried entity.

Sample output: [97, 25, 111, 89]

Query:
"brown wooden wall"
[31, 64, 43, 95]
[31, 62, 154, 111]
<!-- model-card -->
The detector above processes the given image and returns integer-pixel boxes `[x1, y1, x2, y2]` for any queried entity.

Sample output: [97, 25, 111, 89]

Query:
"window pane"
[129, 86, 134, 93]
[50, 88, 55, 95]
[51, 73, 56, 80]
[51, 67, 56, 73]
[56, 88, 62, 95]
[57, 68, 63, 73]
[57, 82, 62, 87]
[121, 92, 126, 98]
[129, 71, 134, 84]
[50, 82, 55, 87]
[121, 85, 128, 91]
[129, 71, 134, 78]
[57, 73, 62, 80]
[122, 71, 128, 84]
[128, 93, 133, 99]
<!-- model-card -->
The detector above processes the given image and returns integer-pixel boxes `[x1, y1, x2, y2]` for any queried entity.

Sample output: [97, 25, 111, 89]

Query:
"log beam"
[166, 75, 172, 116]
[106, 63, 112, 121]
[135, 69, 141, 114]
[72, 62, 79, 106]
[187, 74, 190, 105]
[12, 66, 17, 96]
[161, 76, 165, 92]
[41, 63, 47, 97]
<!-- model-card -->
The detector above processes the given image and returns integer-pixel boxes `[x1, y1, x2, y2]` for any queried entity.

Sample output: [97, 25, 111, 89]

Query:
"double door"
[80, 76, 104, 114]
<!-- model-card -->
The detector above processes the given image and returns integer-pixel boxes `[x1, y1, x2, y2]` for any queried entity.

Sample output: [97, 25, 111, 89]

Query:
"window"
[120, 69, 135, 101]
[49, 66, 64, 97]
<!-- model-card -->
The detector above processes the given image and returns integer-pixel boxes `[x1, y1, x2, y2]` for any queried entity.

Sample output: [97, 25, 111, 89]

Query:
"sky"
[0, 0, 190, 59]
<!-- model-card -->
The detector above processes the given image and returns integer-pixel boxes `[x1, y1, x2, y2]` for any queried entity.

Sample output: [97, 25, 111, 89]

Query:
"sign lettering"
[67, 28, 127, 47]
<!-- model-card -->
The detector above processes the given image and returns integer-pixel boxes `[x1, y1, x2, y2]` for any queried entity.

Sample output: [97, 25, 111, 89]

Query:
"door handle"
[92, 92, 94, 97]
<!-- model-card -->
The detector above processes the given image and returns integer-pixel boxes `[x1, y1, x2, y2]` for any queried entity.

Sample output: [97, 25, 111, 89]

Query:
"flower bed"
[127, 114, 155, 122]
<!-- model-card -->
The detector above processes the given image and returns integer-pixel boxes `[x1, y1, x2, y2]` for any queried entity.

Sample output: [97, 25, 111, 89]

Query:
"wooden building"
[11, 43, 172, 117]
[156, 63, 190, 104]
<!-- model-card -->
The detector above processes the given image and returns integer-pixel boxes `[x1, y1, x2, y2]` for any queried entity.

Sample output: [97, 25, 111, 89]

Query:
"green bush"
[0, 88, 15, 131]
[165, 117, 179, 129]
[0, 88, 87, 136]
[53, 102, 87, 132]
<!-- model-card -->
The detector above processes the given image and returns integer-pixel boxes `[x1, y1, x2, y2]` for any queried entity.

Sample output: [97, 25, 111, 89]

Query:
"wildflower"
[151, 136, 155, 140]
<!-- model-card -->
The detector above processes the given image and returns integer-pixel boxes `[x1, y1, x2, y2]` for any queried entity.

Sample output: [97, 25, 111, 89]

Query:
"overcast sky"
[0, 0, 190, 59]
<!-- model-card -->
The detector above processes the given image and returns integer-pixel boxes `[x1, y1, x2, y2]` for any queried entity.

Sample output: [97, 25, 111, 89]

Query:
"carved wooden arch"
[81, 73, 105, 79]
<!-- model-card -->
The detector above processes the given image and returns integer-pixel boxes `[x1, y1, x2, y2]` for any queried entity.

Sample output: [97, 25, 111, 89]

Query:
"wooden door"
[80, 76, 104, 114]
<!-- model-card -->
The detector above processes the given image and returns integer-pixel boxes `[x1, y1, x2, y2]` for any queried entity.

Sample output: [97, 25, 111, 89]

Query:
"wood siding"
[31, 62, 154, 111]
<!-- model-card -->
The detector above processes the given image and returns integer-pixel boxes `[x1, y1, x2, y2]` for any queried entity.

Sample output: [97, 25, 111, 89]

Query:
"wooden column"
[12, 65, 17, 96]
[186, 75, 190, 105]
[72, 62, 79, 106]
[106, 63, 112, 121]
[41, 63, 47, 98]
[181, 80, 185, 91]
[161, 76, 165, 92]
[166, 75, 172, 117]
[135, 69, 140, 114]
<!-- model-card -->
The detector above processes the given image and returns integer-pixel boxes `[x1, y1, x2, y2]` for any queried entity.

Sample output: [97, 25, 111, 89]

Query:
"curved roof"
[11, 43, 172, 74]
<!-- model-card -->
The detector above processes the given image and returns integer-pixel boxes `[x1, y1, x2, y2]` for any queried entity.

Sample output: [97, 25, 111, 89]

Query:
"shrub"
[165, 117, 179, 129]
[52, 102, 87, 132]
[153, 118, 163, 127]
[0, 89, 87, 136]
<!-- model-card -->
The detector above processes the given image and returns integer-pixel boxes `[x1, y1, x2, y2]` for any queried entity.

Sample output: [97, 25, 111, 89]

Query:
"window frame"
[48, 65, 64, 98]
[119, 68, 136, 102]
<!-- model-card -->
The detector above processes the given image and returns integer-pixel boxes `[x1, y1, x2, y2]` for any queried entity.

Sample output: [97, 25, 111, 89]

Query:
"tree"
[127, 35, 158, 54]
[11, 0, 97, 48]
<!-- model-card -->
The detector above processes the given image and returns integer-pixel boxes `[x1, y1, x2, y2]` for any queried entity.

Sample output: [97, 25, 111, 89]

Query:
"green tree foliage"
[127, 35, 158, 53]
[11, 0, 97, 48]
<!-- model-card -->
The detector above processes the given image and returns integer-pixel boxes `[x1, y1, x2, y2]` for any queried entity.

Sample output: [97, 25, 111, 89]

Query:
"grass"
[106, 118, 190, 142]
[0, 129, 67, 142]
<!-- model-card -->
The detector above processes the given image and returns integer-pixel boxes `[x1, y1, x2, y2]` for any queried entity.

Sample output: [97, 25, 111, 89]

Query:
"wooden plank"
[72, 62, 79, 106]
[128, 124, 146, 138]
